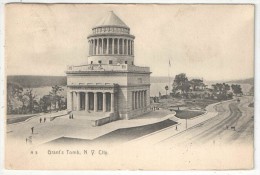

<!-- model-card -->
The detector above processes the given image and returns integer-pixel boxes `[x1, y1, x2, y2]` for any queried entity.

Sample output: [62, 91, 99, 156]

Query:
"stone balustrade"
[66, 64, 150, 73]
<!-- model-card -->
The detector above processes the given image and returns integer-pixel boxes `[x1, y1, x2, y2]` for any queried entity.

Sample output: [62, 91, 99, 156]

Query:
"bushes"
[175, 110, 205, 119]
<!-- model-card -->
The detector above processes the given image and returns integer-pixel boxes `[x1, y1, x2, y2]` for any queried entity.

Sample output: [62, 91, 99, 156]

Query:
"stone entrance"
[69, 90, 115, 113]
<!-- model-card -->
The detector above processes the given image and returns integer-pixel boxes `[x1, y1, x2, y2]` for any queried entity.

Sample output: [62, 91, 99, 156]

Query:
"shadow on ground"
[46, 119, 177, 147]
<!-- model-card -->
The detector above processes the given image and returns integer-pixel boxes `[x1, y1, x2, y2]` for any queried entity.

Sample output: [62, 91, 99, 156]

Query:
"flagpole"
[168, 60, 170, 88]
[168, 59, 171, 92]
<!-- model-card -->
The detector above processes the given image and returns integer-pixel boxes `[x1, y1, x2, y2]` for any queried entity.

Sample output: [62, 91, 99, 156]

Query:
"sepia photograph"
[4, 3, 255, 170]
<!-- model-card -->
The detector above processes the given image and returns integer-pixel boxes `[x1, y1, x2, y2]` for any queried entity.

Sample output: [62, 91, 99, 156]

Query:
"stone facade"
[66, 11, 151, 120]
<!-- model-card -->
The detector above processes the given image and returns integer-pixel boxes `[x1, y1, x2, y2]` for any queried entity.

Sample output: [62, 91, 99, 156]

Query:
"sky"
[5, 4, 254, 81]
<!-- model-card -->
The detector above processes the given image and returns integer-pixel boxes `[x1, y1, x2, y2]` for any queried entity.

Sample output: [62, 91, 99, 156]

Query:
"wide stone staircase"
[69, 110, 118, 126]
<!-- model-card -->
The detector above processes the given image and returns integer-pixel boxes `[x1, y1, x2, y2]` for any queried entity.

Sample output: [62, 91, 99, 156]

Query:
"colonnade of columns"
[71, 91, 115, 113]
[132, 90, 147, 110]
[89, 38, 134, 56]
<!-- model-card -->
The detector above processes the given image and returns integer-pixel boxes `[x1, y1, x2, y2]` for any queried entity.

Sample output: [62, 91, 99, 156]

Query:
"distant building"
[66, 11, 151, 120]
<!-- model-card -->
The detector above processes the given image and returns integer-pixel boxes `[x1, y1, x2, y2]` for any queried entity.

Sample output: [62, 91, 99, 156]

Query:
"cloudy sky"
[5, 4, 254, 81]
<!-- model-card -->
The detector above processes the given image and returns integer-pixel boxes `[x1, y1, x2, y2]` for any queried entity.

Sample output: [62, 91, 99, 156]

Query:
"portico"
[68, 84, 117, 113]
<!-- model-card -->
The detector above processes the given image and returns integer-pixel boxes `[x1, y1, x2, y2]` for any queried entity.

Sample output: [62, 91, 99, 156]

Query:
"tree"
[211, 83, 231, 100]
[39, 95, 52, 113]
[222, 83, 230, 96]
[7, 82, 23, 114]
[49, 85, 64, 111]
[231, 84, 243, 96]
[17, 93, 27, 114]
[24, 88, 37, 114]
[172, 73, 190, 98]
[165, 85, 169, 96]
[190, 79, 205, 91]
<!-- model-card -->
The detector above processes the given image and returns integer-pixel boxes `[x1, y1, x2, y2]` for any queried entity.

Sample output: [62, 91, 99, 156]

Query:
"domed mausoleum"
[66, 11, 151, 125]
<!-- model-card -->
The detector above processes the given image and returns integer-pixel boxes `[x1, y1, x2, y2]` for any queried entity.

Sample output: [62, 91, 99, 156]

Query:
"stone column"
[122, 39, 125, 55]
[85, 92, 89, 111]
[106, 38, 109, 54]
[117, 39, 120, 55]
[103, 93, 106, 112]
[144, 90, 147, 107]
[88, 41, 91, 55]
[101, 38, 104, 54]
[94, 92, 97, 112]
[69, 91, 73, 111]
[93, 40, 95, 55]
[72, 91, 75, 110]
[73, 91, 76, 110]
[91, 39, 95, 55]
[126, 39, 129, 55]
[132, 91, 135, 110]
[67, 91, 73, 111]
[134, 91, 136, 109]
[138, 91, 141, 108]
[132, 41, 134, 56]
[140, 91, 143, 108]
[142, 91, 145, 108]
[140, 91, 142, 108]
[98, 39, 100, 55]
[136, 91, 139, 109]
[136, 92, 139, 109]
[95, 39, 97, 55]
[129, 40, 132, 55]
[94, 39, 96, 55]
[91, 40, 94, 55]
[135, 92, 139, 109]
[111, 93, 114, 113]
[77, 92, 81, 111]
[112, 38, 114, 54]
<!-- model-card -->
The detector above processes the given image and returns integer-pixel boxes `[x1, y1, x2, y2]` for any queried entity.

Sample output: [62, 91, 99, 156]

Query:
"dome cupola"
[87, 11, 135, 65]
[92, 11, 130, 34]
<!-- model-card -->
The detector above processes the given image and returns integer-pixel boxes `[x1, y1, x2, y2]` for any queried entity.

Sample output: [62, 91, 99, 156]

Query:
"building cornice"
[87, 33, 135, 39]
[66, 71, 152, 76]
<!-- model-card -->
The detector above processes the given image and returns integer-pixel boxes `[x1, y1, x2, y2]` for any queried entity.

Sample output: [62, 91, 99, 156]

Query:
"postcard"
[4, 3, 254, 170]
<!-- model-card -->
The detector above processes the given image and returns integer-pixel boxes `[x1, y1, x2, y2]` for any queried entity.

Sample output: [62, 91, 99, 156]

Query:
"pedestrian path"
[64, 110, 175, 140]
[125, 100, 234, 147]
[6, 109, 175, 147]
[121, 101, 227, 147]
[123, 111, 218, 147]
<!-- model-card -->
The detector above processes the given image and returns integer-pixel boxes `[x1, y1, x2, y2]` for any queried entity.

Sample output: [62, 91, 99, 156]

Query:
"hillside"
[226, 78, 254, 85]
[7, 75, 67, 88]
[7, 75, 173, 87]
[7, 75, 254, 88]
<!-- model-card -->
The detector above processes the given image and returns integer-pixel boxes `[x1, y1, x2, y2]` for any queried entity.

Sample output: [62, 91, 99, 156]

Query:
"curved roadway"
[157, 96, 254, 147]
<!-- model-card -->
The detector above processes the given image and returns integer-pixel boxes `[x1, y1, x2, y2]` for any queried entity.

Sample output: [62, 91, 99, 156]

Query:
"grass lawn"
[175, 110, 205, 119]
[184, 98, 218, 109]
[157, 97, 218, 110]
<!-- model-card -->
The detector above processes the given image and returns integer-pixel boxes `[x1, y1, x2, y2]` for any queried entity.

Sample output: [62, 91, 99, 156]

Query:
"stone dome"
[94, 11, 129, 29]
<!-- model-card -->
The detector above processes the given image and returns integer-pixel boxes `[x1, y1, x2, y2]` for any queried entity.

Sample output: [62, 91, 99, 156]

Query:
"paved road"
[157, 96, 254, 147]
